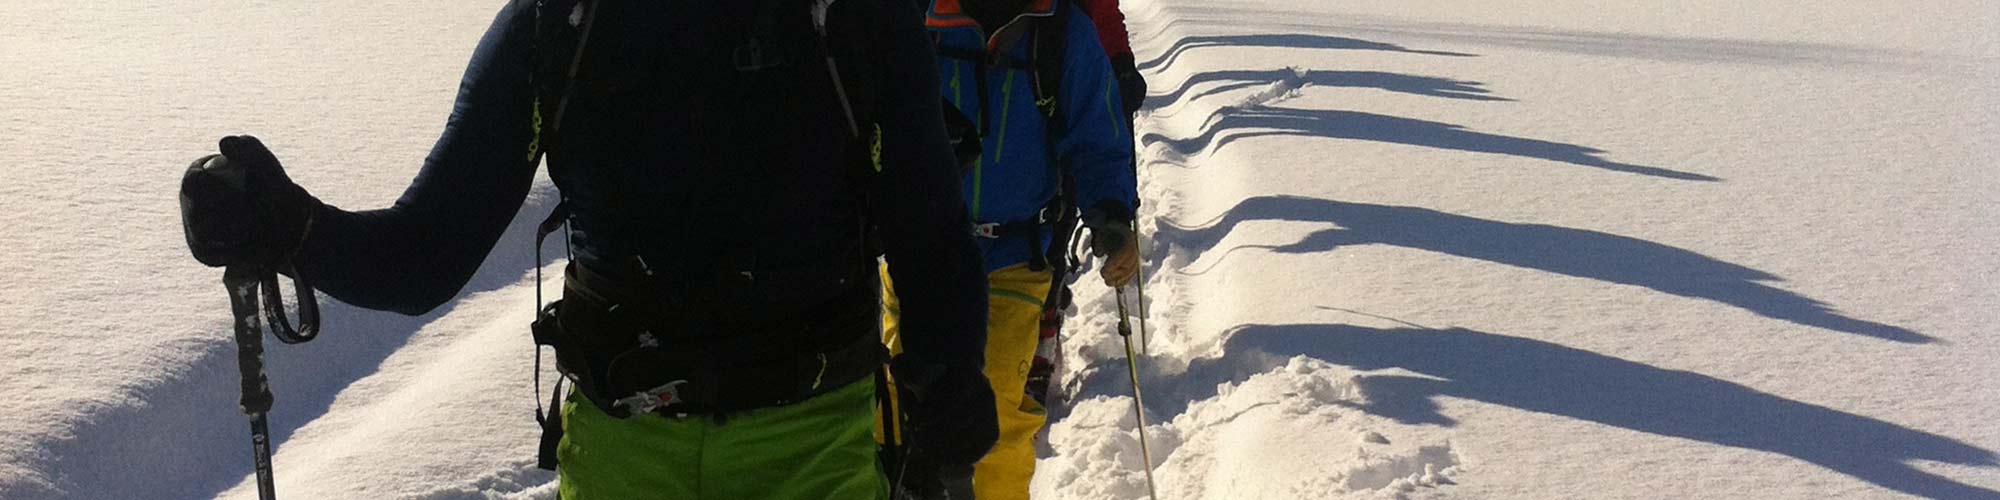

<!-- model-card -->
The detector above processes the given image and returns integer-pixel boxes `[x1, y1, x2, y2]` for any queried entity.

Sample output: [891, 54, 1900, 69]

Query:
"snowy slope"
[0, 2, 555, 498]
[3, 1, 1996, 499]
[1031, 1, 1998, 498]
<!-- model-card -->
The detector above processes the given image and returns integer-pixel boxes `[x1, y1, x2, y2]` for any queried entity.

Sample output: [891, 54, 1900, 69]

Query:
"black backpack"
[520, 0, 895, 470]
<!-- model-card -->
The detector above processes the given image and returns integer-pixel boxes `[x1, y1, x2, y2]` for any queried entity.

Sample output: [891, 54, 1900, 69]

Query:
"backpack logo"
[613, 380, 691, 415]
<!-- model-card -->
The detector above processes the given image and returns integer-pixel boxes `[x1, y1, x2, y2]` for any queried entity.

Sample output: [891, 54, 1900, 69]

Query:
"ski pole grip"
[225, 267, 275, 416]
[259, 271, 319, 344]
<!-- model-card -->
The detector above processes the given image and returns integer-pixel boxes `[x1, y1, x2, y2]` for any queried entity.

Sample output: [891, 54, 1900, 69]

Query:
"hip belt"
[534, 262, 884, 419]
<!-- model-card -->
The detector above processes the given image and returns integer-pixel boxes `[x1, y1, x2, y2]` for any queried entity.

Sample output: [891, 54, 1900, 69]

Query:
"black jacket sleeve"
[871, 3, 991, 367]
[294, 3, 541, 315]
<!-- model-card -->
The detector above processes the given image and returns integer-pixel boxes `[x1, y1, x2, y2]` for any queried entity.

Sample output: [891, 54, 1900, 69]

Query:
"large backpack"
[521, 0, 896, 470]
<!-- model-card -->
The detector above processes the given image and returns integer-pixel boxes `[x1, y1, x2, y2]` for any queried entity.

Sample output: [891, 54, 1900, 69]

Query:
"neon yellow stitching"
[994, 71, 1018, 162]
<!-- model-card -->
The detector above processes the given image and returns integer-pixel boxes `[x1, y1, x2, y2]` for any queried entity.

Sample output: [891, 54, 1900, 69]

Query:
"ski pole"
[186, 138, 321, 499]
[1132, 219, 1150, 356]
[222, 266, 319, 500]
[1115, 288, 1159, 500]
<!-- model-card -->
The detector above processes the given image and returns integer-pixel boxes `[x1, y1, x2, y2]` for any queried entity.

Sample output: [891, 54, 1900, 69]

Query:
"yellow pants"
[882, 264, 1052, 500]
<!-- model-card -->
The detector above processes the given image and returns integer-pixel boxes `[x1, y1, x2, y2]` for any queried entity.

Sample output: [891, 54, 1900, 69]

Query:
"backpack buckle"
[531, 300, 563, 347]
[734, 40, 783, 72]
[1035, 205, 1061, 224]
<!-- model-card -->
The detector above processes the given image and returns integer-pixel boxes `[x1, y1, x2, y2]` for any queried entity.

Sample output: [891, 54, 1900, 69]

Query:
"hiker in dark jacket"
[179, 1, 995, 498]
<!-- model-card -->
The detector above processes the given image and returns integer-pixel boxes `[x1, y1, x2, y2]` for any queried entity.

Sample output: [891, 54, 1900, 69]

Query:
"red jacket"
[1076, 0, 1131, 57]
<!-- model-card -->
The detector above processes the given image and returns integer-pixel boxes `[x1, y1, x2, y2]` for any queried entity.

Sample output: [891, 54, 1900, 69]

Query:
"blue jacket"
[927, 0, 1138, 273]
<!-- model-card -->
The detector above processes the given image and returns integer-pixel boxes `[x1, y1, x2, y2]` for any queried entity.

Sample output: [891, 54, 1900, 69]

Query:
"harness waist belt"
[535, 262, 885, 419]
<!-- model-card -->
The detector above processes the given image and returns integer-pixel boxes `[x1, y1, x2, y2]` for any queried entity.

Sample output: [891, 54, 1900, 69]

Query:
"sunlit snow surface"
[2, 1, 1994, 499]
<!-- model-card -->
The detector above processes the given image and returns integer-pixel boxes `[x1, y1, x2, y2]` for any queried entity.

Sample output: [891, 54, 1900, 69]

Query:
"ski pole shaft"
[1115, 289, 1160, 500]
[1132, 219, 1150, 356]
[225, 267, 279, 500]
[248, 414, 277, 500]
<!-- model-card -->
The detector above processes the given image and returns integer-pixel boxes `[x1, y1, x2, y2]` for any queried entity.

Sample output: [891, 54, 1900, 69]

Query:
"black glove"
[891, 355, 998, 470]
[1111, 52, 1147, 117]
[180, 135, 321, 270]
[1081, 203, 1135, 258]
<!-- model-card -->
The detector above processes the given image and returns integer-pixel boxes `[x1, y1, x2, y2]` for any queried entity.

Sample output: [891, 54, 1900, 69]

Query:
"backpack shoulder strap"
[531, 0, 598, 151]
[810, 0, 865, 139]
[1031, 0, 1069, 130]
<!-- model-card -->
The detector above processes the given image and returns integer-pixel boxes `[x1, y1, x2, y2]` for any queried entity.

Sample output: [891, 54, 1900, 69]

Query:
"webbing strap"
[875, 365, 902, 482]
[530, 0, 600, 472]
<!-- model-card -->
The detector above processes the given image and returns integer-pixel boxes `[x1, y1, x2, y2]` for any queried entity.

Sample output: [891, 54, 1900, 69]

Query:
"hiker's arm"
[1078, 0, 1146, 116]
[294, 2, 540, 316]
[1055, 8, 1139, 220]
[872, 4, 990, 366]
[1077, 0, 1133, 59]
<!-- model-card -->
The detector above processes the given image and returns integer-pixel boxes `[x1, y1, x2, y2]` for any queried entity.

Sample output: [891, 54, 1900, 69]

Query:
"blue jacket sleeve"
[1055, 6, 1138, 220]
[294, 2, 541, 315]
[872, 3, 991, 367]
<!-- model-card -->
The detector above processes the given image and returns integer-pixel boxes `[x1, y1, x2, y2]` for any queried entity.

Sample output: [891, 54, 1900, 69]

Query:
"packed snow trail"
[1033, 0, 1999, 499]
[2, 1, 1996, 499]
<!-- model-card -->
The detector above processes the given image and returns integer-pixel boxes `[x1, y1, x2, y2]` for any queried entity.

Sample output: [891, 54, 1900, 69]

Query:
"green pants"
[558, 378, 888, 500]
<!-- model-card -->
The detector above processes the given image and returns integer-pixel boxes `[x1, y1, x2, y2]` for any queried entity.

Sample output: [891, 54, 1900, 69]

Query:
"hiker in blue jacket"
[879, 1, 1139, 498]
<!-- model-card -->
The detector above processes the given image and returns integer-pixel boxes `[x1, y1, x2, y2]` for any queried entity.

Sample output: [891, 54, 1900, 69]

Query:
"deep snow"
[2, 1, 1994, 499]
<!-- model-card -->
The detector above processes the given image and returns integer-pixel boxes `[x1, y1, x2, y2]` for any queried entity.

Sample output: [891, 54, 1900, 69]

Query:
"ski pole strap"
[258, 270, 319, 344]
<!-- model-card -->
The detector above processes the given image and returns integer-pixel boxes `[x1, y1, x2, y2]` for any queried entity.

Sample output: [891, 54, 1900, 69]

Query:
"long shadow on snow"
[29, 189, 562, 500]
[1324, 22, 1952, 70]
[1154, 195, 1927, 343]
[1074, 324, 1996, 500]
[1152, 69, 1512, 110]
[1143, 107, 1720, 182]
[1140, 7, 1947, 71]
[1140, 34, 1475, 73]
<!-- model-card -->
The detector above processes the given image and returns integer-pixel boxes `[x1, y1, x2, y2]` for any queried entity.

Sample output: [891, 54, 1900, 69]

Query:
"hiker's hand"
[180, 135, 321, 270]
[892, 356, 998, 469]
[1099, 233, 1139, 287]
[1084, 206, 1139, 288]
[1112, 53, 1147, 117]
